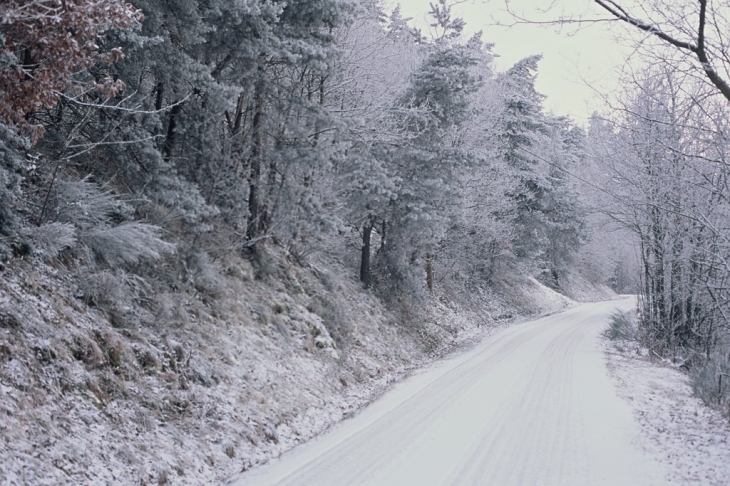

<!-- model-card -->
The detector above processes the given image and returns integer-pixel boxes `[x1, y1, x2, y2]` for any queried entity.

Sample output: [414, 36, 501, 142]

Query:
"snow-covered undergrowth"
[604, 340, 730, 484]
[0, 254, 574, 485]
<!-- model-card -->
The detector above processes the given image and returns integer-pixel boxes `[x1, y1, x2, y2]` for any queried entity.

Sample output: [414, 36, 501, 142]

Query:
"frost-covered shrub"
[46, 177, 128, 228]
[140, 162, 218, 234]
[308, 295, 352, 353]
[83, 222, 175, 267]
[44, 178, 175, 267]
[690, 349, 730, 415]
[52, 114, 217, 236]
[20, 222, 76, 259]
[371, 243, 428, 305]
[602, 310, 636, 341]
[79, 269, 154, 328]
[79, 270, 150, 309]
[183, 249, 224, 298]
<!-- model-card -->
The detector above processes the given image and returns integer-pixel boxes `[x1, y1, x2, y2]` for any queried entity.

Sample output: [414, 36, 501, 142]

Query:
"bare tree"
[592, 0, 730, 103]
[586, 68, 730, 360]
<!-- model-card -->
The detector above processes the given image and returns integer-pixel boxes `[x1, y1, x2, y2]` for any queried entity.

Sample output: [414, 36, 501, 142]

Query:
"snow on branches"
[0, 0, 143, 141]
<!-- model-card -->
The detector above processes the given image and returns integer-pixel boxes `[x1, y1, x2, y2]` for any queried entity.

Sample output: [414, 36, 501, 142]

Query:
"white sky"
[386, 0, 637, 125]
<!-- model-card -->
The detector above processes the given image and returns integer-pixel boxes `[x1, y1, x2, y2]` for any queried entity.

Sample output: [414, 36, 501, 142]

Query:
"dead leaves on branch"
[0, 0, 143, 142]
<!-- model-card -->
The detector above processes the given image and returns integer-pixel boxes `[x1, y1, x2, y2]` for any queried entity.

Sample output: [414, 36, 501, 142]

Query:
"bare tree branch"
[593, 0, 730, 102]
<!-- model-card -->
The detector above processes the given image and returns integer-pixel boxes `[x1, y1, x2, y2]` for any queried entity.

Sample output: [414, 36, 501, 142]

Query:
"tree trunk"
[650, 208, 667, 347]
[155, 82, 164, 111]
[246, 65, 266, 246]
[360, 223, 372, 288]
[378, 220, 387, 254]
[162, 102, 183, 161]
[426, 252, 434, 292]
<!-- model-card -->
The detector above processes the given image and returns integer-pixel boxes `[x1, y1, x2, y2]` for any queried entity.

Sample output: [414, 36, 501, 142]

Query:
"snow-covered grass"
[559, 271, 617, 303]
[604, 339, 730, 485]
[0, 253, 577, 485]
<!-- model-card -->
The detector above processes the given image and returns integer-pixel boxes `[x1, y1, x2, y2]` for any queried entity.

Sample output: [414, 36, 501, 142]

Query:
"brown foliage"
[0, 0, 143, 141]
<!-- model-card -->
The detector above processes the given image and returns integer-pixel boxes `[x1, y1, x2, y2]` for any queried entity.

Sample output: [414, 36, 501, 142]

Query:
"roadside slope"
[0, 256, 573, 485]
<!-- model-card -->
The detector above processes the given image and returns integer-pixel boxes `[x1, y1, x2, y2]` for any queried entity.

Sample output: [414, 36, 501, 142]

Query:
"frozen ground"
[605, 331, 730, 485]
[228, 299, 669, 486]
[0, 258, 573, 485]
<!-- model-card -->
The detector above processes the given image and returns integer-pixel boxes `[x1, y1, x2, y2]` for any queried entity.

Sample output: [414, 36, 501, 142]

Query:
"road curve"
[227, 298, 668, 486]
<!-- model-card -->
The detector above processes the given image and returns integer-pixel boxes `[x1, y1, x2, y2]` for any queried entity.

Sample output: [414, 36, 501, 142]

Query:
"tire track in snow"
[448, 312, 587, 485]
[258, 320, 557, 485]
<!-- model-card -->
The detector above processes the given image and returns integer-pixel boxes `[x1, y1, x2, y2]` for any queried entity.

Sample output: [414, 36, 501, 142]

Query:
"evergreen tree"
[498, 55, 550, 261]
[375, 21, 486, 296]
[497, 55, 585, 286]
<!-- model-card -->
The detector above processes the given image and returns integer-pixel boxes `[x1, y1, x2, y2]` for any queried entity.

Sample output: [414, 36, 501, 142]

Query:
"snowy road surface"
[227, 299, 668, 486]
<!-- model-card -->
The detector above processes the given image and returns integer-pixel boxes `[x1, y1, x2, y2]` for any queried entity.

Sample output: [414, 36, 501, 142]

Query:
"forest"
[2, 0, 730, 483]
[0, 0, 596, 315]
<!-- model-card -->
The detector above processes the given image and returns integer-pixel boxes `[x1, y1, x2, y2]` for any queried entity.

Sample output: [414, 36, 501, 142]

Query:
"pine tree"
[497, 55, 585, 286]
[374, 17, 486, 295]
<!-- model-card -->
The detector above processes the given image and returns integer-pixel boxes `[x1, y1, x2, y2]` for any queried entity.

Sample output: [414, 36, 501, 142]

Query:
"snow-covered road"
[227, 298, 668, 486]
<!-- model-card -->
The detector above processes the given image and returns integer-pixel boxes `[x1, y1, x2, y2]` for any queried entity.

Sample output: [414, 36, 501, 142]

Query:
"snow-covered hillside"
[0, 255, 574, 484]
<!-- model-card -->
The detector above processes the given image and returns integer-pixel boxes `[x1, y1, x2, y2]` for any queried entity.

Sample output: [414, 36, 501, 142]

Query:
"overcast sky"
[386, 0, 636, 125]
